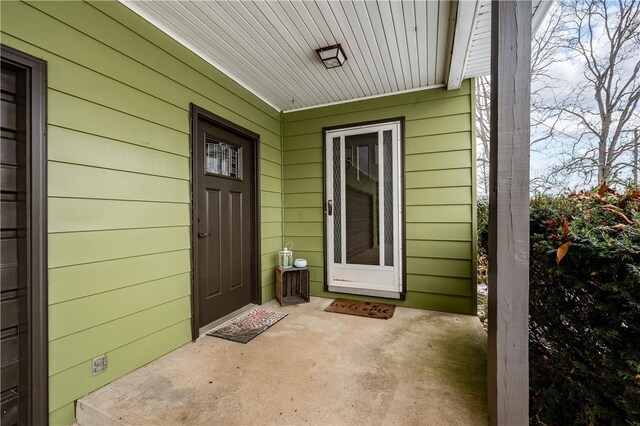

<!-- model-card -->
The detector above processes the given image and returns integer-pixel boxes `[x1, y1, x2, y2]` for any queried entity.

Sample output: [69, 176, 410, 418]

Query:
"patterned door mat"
[207, 308, 288, 344]
[324, 298, 395, 319]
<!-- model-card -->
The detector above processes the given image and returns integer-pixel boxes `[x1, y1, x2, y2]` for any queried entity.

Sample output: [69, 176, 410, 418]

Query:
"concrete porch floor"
[77, 297, 487, 425]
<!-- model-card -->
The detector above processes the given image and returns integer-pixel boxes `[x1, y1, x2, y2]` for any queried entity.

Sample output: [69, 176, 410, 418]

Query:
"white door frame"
[324, 120, 404, 299]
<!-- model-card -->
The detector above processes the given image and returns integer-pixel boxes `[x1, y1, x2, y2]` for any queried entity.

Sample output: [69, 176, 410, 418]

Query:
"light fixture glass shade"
[316, 44, 347, 69]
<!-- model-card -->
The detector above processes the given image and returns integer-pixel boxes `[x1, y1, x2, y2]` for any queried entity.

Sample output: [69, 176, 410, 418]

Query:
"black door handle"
[198, 232, 209, 238]
[327, 200, 333, 216]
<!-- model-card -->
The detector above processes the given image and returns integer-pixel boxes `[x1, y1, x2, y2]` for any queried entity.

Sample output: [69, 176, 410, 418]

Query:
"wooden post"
[488, 1, 531, 425]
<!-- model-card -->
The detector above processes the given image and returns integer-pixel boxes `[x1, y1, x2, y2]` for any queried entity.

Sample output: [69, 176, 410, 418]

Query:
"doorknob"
[327, 200, 333, 216]
[198, 232, 209, 238]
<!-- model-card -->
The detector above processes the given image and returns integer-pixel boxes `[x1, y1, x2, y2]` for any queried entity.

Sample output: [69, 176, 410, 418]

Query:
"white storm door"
[325, 121, 403, 299]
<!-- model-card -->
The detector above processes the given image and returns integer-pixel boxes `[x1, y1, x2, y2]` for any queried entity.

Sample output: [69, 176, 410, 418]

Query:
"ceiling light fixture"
[315, 44, 347, 69]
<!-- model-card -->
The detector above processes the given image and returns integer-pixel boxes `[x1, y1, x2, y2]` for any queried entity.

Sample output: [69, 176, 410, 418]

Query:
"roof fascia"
[446, 0, 481, 91]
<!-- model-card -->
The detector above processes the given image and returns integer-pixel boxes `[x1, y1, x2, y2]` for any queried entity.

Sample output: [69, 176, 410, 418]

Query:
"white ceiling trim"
[462, 0, 552, 80]
[446, 0, 481, 90]
[533, 0, 554, 32]
[284, 83, 446, 114]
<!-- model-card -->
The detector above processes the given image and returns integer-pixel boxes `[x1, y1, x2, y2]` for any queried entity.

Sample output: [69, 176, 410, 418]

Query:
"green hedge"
[478, 187, 640, 424]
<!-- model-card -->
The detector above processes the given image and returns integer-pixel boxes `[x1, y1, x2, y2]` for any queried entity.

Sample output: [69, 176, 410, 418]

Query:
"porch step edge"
[75, 397, 127, 426]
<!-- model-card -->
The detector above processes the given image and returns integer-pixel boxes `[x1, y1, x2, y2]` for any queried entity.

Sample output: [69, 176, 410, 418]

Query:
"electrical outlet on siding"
[92, 354, 107, 376]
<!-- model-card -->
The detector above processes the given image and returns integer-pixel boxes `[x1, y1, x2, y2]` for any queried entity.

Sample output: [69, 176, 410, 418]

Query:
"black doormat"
[207, 308, 287, 344]
[324, 298, 395, 319]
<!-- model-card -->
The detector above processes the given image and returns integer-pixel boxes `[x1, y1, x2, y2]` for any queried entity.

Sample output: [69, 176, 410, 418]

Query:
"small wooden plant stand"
[275, 266, 310, 306]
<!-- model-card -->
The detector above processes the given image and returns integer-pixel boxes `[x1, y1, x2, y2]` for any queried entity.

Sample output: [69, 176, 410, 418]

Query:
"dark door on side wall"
[194, 115, 256, 330]
[1, 55, 28, 426]
[1, 48, 47, 426]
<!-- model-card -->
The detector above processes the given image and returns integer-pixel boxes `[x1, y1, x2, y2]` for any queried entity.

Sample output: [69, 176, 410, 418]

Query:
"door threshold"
[328, 285, 402, 300]
[197, 303, 258, 338]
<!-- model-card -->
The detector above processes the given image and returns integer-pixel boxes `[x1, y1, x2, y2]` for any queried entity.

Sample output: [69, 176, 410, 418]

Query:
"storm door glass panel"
[345, 132, 379, 265]
[205, 136, 242, 179]
[383, 130, 394, 266]
[333, 137, 342, 263]
[326, 121, 402, 298]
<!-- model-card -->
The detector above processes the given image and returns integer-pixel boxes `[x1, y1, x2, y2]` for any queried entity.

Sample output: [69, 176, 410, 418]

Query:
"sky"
[488, 0, 640, 194]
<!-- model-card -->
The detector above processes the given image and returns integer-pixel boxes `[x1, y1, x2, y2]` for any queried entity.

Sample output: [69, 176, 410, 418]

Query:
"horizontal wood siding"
[283, 81, 476, 314]
[1, 1, 282, 424]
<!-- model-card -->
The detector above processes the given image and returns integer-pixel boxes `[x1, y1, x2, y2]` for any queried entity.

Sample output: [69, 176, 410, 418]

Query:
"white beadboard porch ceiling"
[120, 0, 551, 112]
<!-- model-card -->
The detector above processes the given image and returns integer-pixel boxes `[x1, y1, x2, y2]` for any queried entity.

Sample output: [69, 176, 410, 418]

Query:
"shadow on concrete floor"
[77, 297, 487, 425]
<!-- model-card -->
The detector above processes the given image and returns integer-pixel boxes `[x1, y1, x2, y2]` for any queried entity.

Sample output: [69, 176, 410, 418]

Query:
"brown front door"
[193, 109, 258, 331]
[1, 46, 47, 426]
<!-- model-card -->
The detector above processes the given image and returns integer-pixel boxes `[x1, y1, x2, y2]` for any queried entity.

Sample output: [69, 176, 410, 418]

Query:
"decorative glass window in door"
[205, 137, 242, 179]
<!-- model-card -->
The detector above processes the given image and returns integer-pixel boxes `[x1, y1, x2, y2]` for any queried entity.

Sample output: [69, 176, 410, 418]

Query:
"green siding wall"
[2, 1, 478, 423]
[1, 1, 282, 424]
[282, 81, 477, 315]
